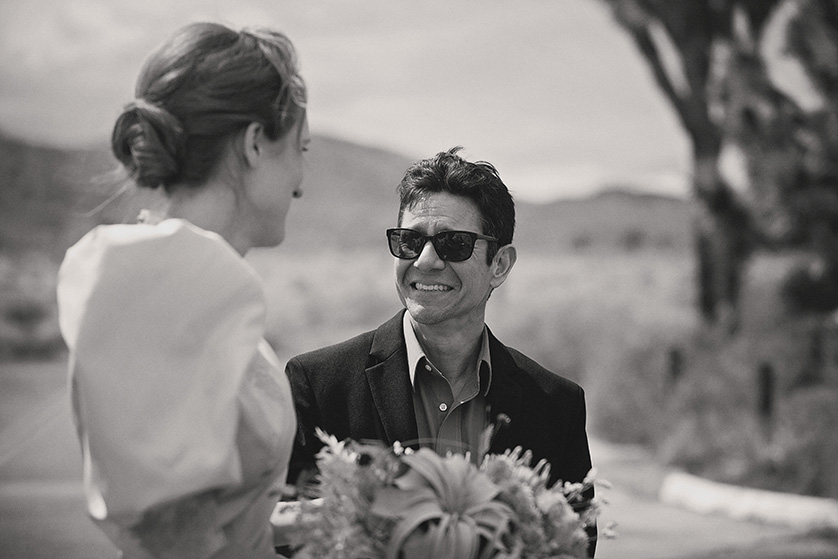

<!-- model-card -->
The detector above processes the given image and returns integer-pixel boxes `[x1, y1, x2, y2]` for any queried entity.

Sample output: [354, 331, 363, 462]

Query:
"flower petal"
[371, 487, 440, 519]
[399, 450, 500, 513]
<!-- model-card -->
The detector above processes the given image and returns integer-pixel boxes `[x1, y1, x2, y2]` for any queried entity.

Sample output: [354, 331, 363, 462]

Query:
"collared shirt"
[403, 312, 492, 463]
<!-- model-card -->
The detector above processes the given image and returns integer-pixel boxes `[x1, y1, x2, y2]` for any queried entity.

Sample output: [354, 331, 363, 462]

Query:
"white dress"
[57, 219, 296, 559]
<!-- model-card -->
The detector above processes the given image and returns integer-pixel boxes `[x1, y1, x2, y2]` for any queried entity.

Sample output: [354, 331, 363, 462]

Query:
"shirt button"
[425, 364, 432, 371]
[438, 403, 448, 412]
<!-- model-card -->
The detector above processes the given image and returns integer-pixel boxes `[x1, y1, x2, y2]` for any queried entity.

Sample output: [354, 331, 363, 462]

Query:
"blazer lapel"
[365, 311, 419, 446]
[486, 332, 524, 454]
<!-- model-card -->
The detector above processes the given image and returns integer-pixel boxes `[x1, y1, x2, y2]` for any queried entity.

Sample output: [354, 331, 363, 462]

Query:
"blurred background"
[2, 0, 838, 556]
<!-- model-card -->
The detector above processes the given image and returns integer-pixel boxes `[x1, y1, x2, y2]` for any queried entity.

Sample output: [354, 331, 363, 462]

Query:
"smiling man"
[284, 147, 595, 554]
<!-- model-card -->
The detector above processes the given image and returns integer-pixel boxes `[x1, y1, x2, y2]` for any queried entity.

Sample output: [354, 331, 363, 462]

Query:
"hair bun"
[111, 99, 185, 190]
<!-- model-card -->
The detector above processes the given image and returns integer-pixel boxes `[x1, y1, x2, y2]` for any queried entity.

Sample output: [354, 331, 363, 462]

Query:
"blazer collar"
[362, 313, 525, 452]
[369, 310, 406, 362]
[365, 310, 418, 446]
[485, 329, 524, 454]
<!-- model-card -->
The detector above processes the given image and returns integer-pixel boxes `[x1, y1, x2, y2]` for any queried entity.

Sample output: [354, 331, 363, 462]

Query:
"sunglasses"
[386, 228, 498, 262]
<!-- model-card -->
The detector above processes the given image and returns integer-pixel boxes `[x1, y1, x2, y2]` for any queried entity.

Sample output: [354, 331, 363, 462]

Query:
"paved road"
[589, 440, 838, 559]
[1, 358, 836, 558]
[0, 360, 117, 557]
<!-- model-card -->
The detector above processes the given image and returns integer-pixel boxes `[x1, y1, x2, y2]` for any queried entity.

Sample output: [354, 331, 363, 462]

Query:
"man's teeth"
[414, 283, 451, 292]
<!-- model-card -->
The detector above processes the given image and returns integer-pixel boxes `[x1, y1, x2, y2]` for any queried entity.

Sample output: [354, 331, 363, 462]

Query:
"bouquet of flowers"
[284, 428, 610, 559]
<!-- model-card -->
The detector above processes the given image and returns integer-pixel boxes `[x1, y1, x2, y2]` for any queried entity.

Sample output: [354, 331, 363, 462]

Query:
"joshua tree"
[601, 0, 838, 328]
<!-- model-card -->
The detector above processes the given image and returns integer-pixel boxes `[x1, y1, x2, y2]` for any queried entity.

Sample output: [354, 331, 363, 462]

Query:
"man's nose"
[414, 240, 445, 270]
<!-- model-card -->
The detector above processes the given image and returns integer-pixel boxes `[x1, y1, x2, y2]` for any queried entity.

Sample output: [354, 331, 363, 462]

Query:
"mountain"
[281, 135, 413, 253]
[515, 187, 694, 253]
[0, 131, 693, 259]
[0, 133, 113, 258]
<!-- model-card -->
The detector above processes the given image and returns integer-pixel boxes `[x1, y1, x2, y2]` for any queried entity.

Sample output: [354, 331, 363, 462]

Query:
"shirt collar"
[403, 312, 492, 393]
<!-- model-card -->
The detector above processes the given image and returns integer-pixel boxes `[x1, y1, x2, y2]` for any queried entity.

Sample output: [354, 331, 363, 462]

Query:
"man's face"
[394, 191, 502, 329]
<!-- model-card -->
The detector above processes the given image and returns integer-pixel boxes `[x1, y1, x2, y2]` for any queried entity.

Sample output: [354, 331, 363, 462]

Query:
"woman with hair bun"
[56, 21, 309, 558]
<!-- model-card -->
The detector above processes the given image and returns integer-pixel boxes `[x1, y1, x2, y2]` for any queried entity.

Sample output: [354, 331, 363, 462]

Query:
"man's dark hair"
[396, 147, 515, 263]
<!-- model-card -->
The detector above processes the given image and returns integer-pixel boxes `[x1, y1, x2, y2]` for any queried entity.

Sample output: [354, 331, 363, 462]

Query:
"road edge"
[659, 469, 838, 531]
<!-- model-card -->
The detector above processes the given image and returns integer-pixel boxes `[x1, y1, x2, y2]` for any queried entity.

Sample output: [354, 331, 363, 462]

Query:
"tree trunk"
[691, 134, 749, 333]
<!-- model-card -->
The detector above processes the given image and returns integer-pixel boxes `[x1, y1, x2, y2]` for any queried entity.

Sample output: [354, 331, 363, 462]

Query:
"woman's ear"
[242, 122, 264, 167]
[489, 244, 517, 289]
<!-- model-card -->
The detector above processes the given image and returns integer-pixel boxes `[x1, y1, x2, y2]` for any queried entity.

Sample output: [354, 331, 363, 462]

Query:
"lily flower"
[371, 448, 514, 559]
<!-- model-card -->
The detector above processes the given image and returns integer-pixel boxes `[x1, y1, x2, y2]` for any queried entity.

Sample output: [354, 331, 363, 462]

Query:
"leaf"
[469, 500, 513, 536]
[384, 508, 441, 559]
[434, 515, 479, 559]
[428, 514, 454, 556]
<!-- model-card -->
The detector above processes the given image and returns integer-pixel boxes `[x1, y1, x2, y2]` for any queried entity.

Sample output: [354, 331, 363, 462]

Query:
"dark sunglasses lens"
[387, 229, 479, 261]
[388, 229, 423, 258]
[434, 231, 474, 262]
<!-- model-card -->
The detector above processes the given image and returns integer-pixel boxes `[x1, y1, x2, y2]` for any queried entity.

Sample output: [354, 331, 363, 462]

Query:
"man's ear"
[242, 122, 264, 167]
[489, 244, 517, 289]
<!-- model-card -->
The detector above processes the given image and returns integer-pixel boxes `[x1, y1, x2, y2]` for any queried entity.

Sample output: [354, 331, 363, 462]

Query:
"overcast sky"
[1, 0, 697, 202]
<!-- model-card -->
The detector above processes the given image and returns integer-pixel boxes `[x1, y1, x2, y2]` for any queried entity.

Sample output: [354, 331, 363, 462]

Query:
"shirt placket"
[436, 366, 480, 456]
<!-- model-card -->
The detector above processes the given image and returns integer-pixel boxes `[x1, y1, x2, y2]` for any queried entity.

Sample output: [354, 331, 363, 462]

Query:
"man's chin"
[404, 303, 446, 326]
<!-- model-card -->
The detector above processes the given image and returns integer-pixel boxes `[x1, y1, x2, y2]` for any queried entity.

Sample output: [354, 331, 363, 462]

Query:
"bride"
[57, 21, 309, 559]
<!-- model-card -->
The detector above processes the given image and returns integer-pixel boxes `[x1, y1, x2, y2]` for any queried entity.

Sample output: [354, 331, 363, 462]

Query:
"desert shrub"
[666, 372, 838, 499]
[485, 251, 697, 445]
[651, 252, 838, 498]
[4, 300, 48, 329]
[754, 387, 838, 499]
[619, 228, 646, 252]
[247, 245, 838, 499]
[591, 337, 680, 446]
[251, 247, 698, 448]
[656, 339, 765, 482]
[247, 249, 398, 362]
[656, 234, 675, 250]
[571, 233, 592, 251]
[0, 251, 64, 360]
[780, 262, 838, 314]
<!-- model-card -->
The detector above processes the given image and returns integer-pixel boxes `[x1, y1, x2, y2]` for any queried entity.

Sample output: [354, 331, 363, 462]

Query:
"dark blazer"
[285, 310, 596, 556]
[285, 310, 593, 489]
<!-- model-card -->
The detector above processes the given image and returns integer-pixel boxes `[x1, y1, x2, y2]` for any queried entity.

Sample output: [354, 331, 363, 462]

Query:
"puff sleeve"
[57, 220, 266, 524]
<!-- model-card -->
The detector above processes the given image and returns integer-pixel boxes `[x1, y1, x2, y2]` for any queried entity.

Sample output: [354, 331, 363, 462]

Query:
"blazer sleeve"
[566, 385, 597, 558]
[566, 384, 594, 487]
[285, 355, 321, 486]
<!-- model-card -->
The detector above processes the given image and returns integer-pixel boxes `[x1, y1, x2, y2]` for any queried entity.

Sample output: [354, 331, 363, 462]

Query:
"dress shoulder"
[57, 220, 267, 517]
